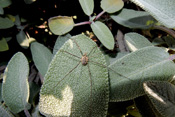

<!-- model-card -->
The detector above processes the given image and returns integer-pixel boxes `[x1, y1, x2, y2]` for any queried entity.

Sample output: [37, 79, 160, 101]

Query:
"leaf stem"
[24, 109, 31, 117]
[94, 11, 106, 21]
[152, 25, 175, 38]
[74, 21, 92, 27]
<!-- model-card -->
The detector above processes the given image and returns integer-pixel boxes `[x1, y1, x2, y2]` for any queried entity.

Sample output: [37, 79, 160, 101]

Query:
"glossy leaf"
[0, 104, 14, 117]
[48, 16, 74, 35]
[53, 34, 71, 56]
[2, 52, 30, 113]
[0, 0, 12, 8]
[91, 21, 114, 50]
[143, 81, 175, 117]
[16, 30, 29, 49]
[79, 0, 94, 16]
[30, 42, 52, 77]
[124, 32, 153, 52]
[111, 8, 156, 29]
[130, 0, 175, 28]
[109, 46, 175, 101]
[0, 17, 14, 29]
[39, 34, 109, 116]
[0, 38, 9, 52]
[101, 0, 124, 13]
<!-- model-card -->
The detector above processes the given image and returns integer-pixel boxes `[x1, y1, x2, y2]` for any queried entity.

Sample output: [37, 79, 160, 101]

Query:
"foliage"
[0, 0, 175, 116]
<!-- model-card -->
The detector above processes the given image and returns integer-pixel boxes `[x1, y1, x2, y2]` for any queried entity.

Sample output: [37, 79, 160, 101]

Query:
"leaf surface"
[124, 32, 153, 52]
[0, 38, 9, 52]
[0, 17, 14, 29]
[2, 52, 30, 113]
[48, 16, 74, 35]
[0, 104, 14, 117]
[0, 0, 12, 8]
[79, 0, 94, 16]
[143, 81, 175, 117]
[130, 0, 175, 28]
[111, 8, 156, 29]
[39, 34, 109, 116]
[53, 34, 71, 56]
[16, 30, 29, 49]
[30, 42, 52, 77]
[91, 21, 114, 50]
[109, 46, 175, 101]
[101, 0, 124, 13]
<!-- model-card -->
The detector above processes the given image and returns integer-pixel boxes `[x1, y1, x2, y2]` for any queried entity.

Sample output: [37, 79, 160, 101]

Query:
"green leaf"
[30, 42, 52, 77]
[111, 8, 156, 29]
[0, 104, 14, 117]
[0, 38, 9, 52]
[79, 0, 94, 16]
[48, 16, 74, 35]
[53, 34, 71, 56]
[143, 81, 175, 117]
[91, 21, 114, 50]
[101, 0, 124, 13]
[29, 82, 40, 105]
[0, 83, 2, 102]
[2, 52, 31, 113]
[163, 36, 175, 50]
[0, 6, 4, 15]
[32, 105, 42, 117]
[0, 0, 12, 8]
[16, 30, 29, 49]
[0, 17, 14, 29]
[39, 34, 109, 116]
[109, 46, 175, 101]
[124, 32, 153, 52]
[130, 0, 175, 28]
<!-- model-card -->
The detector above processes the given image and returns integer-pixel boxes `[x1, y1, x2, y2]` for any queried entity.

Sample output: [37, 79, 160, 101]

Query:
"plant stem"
[24, 109, 31, 117]
[152, 25, 175, 38]
[94, 11, 106, 21]
[74, 21, 92, 27]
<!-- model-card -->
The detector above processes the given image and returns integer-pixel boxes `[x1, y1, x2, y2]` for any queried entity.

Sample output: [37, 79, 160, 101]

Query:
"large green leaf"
[2, 52, 30, 113]
[53, 34, 71, 56]
[143, 81, 175, 117]
[0, 17, 14, 29]
[16, 30, 29, 49]
[0, 104, 14, 117]
[30, 42, 52, 77]
[79, 0, 94, 16]
[39, 34, 109, 116]
[48, 16, 74, 35]
[0, 38, 9, 52]
[109, 46, 175, 101]
[101, 0, 124, 13]
[130, 0, 175, 28]
[111, 8, 156, 29]
[0, 0, 12, 8]
[91, 21, 114, 50]
[124, 32, 153, 52]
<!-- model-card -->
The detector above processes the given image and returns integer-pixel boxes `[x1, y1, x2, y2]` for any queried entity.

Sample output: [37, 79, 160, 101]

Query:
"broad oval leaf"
[0, 104, 14, 117]
[0, 0, 12, 8]
[101, 0, 124, 13]
[2, 52, 30, 113]
[0, 38, 9, 52]
[124, 32, 153, 52]
[111, 8, 156, 29]
[109, 46, 175, 101]
[48, 16, 74, 35]
[39, 34, 109, 116]
[91, 21, 114, 50]
[130, 0, 175, 28]
[53, 34, 71, 56]
[0, 17, 14, 29]
[143, 81, 175, 117]
[79, 0, 94, 16]
[16, 30, 29, 49]
[30, 42, 52, 77]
